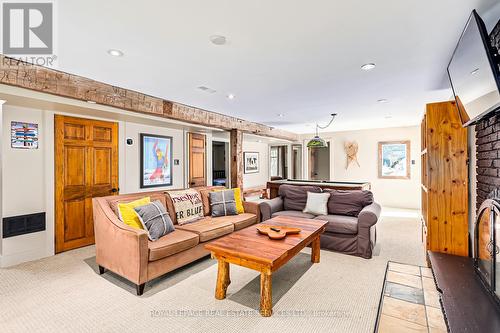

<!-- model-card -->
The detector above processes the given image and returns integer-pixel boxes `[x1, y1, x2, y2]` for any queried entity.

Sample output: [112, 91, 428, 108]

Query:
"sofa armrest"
[259, 197, 284, 221]
[92, 197, 149, 285]
[358, 202, 381, 228]
[243, 201, 261, 223]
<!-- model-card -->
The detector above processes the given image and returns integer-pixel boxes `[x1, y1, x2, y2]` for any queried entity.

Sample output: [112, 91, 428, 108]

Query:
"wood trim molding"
[0, 55, 298, 141]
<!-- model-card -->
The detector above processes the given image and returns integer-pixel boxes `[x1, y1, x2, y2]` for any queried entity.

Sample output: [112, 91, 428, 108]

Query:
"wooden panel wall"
[422, 101, 468, 256]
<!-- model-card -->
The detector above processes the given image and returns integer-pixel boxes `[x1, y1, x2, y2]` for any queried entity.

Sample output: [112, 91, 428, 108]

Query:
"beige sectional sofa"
[92, 186, 260, 295]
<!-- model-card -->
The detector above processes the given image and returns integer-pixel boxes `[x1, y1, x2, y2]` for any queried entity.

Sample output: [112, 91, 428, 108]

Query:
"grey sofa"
[259, 184, 381, 259]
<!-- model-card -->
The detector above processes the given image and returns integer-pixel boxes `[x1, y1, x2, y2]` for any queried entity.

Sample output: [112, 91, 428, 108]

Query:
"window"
[270, 147, 279, 177]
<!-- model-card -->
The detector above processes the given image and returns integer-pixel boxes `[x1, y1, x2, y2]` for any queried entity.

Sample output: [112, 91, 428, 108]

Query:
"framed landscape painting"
[140, 133, 173, 188]
[378, 141, 410, 179]
[244, 152, 259, 174]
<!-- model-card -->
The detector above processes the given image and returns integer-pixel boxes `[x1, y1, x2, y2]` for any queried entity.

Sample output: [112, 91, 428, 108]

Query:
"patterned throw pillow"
[216, 188, 244, 214]
[209, 190, 238, 217]
[167, 189, 204, 225]
[134, 200, 175, 241]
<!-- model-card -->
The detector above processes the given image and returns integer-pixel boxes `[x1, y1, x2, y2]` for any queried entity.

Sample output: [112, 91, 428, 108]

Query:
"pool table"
[266, 179, 371, 199]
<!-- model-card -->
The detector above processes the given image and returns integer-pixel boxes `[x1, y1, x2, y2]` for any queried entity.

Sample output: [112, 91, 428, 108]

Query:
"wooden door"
[55, 115, 119, 253]
[188, 133, 206, 187]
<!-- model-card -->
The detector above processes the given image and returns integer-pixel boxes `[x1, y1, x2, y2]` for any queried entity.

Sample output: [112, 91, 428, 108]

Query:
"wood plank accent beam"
[230, 129, 243, 190]
[0, 55, 298, 141]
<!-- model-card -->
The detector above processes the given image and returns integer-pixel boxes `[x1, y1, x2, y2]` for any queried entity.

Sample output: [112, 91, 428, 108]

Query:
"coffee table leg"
[215, 259, 230, 300]
[260, 272, 272, 317]
[311, 236, 321, 263]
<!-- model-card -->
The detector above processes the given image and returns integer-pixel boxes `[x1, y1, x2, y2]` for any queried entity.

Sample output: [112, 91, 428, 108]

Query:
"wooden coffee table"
[204, 215, 328, 317]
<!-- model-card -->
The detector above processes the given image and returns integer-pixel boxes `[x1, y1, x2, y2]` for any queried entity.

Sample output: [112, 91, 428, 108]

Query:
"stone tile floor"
[376, 262, 448, 333]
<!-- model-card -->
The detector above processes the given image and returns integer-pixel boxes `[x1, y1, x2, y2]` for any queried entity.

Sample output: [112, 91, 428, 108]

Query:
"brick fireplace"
[475, 115, 500, 210]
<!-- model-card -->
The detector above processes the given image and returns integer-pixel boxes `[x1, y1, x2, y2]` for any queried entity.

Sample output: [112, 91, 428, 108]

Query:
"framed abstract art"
[140, 133, 173, 188]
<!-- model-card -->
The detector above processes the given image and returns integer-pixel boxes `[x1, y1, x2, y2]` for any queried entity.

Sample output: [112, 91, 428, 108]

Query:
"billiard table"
[266, 179, 371, 199]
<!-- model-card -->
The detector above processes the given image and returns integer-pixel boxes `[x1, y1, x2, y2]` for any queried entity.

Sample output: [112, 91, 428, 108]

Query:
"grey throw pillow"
[134, 200, 175, 241]
[209, 190, 238, 217]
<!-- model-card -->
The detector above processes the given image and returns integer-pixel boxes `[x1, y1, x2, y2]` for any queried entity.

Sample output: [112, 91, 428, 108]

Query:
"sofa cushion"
[197, 186, 226, 216]
[271, 210, 316, 219]
[117, 197, 150, 230]
[209, 190, 238, 217]
[166, 189, 204, 225]
[278, 184, 322, 211]
[148, 229, 199, 261]
[325, 189, 374, 217]
[303, 192, 330, 216]
[211, 213, 257, 231]
[108, 192, 166, 217]
[176, 217, 234, 242]
[314, 215, 358, 235]
[134, 200, 175, 241]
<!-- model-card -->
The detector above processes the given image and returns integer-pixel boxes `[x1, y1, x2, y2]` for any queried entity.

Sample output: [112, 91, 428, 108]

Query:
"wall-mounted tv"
[448, 10, 500, 127]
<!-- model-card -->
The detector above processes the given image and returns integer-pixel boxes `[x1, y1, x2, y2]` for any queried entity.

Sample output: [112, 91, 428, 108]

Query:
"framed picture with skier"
[140, 133, 173, 188]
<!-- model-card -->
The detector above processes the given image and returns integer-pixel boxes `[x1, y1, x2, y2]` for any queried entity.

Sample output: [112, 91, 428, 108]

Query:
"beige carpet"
[0, 208, 424, 333]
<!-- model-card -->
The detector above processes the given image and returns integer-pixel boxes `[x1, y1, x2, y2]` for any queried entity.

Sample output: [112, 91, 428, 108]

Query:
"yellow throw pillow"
[117, 197, 150, 229]
[233, 188, 245, 214]
[216, 188, 244, 214]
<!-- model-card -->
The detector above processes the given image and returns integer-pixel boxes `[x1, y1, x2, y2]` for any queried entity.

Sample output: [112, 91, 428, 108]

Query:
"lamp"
[307, 113, 337, 148]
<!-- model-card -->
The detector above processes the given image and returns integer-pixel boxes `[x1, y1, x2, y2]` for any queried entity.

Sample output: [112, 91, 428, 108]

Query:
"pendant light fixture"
[307, 113, 337, 148]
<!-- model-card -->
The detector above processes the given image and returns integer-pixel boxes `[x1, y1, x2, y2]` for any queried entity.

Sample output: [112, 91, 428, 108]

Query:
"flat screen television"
[448, 10, 500, 126]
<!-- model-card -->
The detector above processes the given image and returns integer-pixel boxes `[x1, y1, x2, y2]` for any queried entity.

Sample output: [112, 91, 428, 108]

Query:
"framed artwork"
[244, 152, 259, 174]
[11, 121, 38, 149]
[140, 133, 173, 188]
[378, 141, 410, 179]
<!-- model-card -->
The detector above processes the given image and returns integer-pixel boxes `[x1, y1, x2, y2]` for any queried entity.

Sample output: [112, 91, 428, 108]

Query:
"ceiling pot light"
[227, 94, 235, 100]
[377, 99, 388, 103]
[307, 113, 337, 149]
[361, 63, 376, 71]
[210, 35, 227, 45]
[107, 49, 124, 57]
[278, 113, 284, 118]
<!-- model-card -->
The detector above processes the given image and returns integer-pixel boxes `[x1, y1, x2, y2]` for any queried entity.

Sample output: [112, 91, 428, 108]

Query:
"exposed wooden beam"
[0, 55, 298, 141]
[230, 129, 244, 190]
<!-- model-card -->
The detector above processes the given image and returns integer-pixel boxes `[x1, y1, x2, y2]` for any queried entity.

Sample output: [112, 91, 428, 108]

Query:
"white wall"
[1, 104, 214, 266]
[302, 125, 421, 209]
[242, 140, 269, 188]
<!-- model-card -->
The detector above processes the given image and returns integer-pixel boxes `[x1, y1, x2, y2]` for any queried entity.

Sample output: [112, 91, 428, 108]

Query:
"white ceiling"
[55, 0, 500, 134]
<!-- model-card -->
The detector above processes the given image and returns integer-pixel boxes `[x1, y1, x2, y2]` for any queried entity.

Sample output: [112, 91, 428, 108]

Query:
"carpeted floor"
[0, 208, 425, 333]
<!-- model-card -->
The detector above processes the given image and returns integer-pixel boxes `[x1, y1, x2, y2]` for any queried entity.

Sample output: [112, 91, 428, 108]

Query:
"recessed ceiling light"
[361, 63, 376, 71]
[377, 99, 388, 103]
[210, 35, 227, 45]
[278, 113, 284, 118]
[227, 94, 235, 100]
[107, 49, 124, 57]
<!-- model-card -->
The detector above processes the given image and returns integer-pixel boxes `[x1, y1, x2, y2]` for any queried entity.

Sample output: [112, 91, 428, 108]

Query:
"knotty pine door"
[55, 115, 119, 253]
